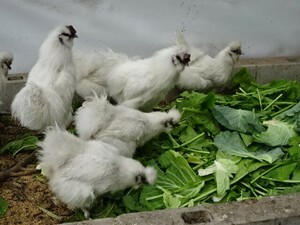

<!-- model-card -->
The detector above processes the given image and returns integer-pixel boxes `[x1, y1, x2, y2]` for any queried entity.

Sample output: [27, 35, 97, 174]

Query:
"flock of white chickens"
[0, 24, 242, 218]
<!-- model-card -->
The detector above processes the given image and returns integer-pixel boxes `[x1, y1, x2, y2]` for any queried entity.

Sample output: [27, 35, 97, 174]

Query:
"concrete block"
[0, 73, 27, 113]
[63, 194, 300, 225]
[235, 56, 300, 83]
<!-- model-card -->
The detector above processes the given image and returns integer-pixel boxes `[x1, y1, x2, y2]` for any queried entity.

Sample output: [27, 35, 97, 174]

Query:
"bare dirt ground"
[0, 114, 73, 225]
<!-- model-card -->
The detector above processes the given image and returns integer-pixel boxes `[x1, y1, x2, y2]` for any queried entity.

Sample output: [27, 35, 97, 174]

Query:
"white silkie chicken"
[0, 51, 13, 105]
[75, 50, 132, 100]
[177, 41, 242, 92]
[11, 25, 78, 130]
[0, 51, 13, 81]
[38, 126, 157, 218]
[75, 94, 181, 157]
[75, 34, 191, 111]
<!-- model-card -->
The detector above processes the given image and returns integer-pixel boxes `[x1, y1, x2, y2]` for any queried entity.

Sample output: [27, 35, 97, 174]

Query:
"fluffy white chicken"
[0, 51, 13, 81]
[38, 126, 157, 218]
[75, 94, 181, 157]
[177, 41, 242, 92]
[75, 34, 191, 111]
[0, 51, 13, 105]
[75, 50, 132, 99]
[11, 25, 78, 130]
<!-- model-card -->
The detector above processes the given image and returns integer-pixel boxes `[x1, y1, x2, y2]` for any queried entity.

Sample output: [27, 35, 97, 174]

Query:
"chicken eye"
[176, 55, 181, 62]
[61, 32, 72, 38]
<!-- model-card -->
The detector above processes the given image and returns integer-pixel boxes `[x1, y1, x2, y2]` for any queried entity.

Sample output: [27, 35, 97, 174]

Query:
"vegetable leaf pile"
[79, 67, 300, 220]
[2, 68, 299, 221]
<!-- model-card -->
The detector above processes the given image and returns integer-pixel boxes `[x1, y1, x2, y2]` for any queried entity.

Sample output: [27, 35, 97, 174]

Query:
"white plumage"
[177, 41, 242, 92]
[38, 126, 157, 218]
[75, 50, 132, 99]
[75, 94, 181, 157]
[11, 25, 78, 130]
[75, 34, 190, 111]
[0, 51, 13, 105]
[0, 51, 13, 81]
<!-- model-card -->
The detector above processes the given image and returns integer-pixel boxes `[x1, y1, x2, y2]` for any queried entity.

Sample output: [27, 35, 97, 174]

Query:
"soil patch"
[0, 114, 73, 225]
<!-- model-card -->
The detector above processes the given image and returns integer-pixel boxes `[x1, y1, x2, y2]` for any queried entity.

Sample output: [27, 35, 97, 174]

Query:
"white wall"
[0, 0, 299, 73]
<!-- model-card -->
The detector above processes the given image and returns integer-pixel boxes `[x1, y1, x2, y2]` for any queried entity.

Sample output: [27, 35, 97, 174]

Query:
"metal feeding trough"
[1, 57, 300, 225]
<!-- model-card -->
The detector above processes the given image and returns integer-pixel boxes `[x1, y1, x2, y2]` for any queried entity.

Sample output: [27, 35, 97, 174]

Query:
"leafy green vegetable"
[275, 102, 300, 132]
[122, 192, 147, 212]
[275, 102, 300, 121]
[231, 67, 255, 91]
[265, 163, 297, 180]
[212, 105, 266, 133]
[254, 148, 285, 164]
[288, 136, 300, 159]
[214, 131, 256, 159]
[0, 195, 8, 218]
[233, 159, 268, 184]
[0, 135, 39, 155]
[198, 159, 238, 201]
[139, 150, 204, 210]
[214, 131, 284, 163]
[161, 187, 182, 208]
[253, 120, 297, 146]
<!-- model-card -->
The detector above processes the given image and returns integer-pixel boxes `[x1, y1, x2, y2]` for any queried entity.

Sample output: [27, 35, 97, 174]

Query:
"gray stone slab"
[0, 73, 27, 113]
[63, 194, 300, 225]
[235, 56, 300, 83]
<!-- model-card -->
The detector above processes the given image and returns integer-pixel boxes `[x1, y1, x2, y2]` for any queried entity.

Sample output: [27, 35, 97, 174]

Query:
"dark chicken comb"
[176, 53, 190, 66]
[182, 53, 191, 65]
[66, 25, 77, 37]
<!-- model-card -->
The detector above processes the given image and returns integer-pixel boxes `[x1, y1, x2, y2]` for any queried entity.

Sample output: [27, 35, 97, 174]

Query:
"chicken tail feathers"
[11, 82, 67, 130]
[38, 126, 85, 176]
[75, 93, 112, 140]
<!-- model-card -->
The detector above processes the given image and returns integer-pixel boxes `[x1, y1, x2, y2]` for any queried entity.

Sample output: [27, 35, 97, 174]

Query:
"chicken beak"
[73, 34, 78, 38]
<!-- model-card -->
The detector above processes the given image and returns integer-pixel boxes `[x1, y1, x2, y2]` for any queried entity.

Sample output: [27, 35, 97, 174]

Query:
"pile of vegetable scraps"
[81, 68, 300, 220]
